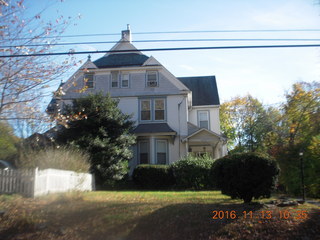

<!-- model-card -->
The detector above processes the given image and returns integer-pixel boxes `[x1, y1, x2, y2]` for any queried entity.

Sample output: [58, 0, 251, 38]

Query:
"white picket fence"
[0, 168, 94, 197]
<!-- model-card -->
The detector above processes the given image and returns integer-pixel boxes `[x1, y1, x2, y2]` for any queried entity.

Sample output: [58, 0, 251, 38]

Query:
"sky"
[26, 0, 320, 105]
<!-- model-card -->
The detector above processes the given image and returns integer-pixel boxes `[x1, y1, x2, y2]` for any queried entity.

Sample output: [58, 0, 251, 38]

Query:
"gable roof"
[93, 53, 149, 68]
[182, 122, 226, 142]
[178, 76, 220, 106]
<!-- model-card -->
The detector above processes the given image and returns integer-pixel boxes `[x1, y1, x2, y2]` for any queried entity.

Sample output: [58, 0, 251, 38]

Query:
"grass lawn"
[0, 191, 319, 240]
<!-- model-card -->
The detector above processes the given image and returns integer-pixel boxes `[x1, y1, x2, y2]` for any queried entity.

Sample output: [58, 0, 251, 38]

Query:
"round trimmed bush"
[171, 154, 215, 189]
[132, 164, 175, 189]
[211, 152, 280, 203]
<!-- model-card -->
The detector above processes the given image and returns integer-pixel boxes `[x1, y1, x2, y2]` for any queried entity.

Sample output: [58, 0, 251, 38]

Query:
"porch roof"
[132, 123, 176, 136]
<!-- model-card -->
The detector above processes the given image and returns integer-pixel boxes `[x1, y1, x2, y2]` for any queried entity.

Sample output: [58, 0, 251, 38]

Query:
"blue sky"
[27, 0, 320, 105]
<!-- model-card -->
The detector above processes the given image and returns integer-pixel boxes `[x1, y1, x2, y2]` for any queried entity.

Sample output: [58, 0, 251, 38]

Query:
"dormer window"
[111, 71, 119, 88]
[146, 71, 158, 87]
[84, 73, 94, 89]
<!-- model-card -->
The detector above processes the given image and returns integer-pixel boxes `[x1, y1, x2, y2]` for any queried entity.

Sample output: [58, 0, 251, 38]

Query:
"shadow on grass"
[125, 203, 263, 240]
[0, 197, 264, 240]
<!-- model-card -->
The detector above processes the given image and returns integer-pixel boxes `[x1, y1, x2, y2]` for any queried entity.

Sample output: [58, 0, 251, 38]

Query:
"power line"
[6, 28, 320, 40]
[3, 38, 320, 48]
[1, 43, 320, 58]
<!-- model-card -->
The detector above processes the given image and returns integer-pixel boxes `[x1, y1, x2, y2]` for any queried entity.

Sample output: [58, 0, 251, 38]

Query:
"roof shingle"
[94, 53, 149, 68]
[178, 76, 220, 106]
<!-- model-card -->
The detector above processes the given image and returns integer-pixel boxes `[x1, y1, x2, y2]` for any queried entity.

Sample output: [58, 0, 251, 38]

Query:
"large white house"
[48, 27, 227, 172]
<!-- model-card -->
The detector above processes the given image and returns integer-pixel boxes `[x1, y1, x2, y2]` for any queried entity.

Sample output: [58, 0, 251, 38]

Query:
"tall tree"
[276, 81, 320, 196]
[283, 81, 320, 147]
[220, 95, 279, 153]
[56, 93, 136, 185]
[0, 0, 77, 121]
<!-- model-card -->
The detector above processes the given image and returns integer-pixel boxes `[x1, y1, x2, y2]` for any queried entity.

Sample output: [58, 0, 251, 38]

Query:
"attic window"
[146, 71, 158, 87]
[84, 73, 94, 89]
[111, 71, 119, 88]
[121, 73, 129, 88]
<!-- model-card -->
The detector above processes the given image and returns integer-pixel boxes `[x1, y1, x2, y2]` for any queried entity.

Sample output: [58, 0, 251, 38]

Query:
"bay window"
[141, 100, 151, 121]
[156, 140, 167, 164]
[140, 98, 166, 122]
[139, 141, 149, 164]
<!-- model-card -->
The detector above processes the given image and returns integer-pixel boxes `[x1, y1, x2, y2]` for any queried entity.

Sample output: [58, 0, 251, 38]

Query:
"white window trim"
[155, 139, 168, 165]
[197, 110, 210, 129]
[154, 98, 165, 121]
[84, 73, 95, 89]
[146, 71, 159, 88]
[111, 71, 119, 88]
[138, 140, 150, 164]
[140, 99, 152, 121]
[121, 73, 130, 88]
[139, 98, 166, 122]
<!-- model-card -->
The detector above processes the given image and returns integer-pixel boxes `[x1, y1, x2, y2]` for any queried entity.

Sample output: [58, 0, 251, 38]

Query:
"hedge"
[132, 164, 175, 189]
[171, 154, 215, 189]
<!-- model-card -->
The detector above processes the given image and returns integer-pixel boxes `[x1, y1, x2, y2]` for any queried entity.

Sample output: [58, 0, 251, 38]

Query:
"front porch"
[182, 124, 227, 159]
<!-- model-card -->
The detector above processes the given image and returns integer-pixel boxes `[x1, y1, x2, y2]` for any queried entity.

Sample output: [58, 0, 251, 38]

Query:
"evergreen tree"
[56, 93, 136, 185]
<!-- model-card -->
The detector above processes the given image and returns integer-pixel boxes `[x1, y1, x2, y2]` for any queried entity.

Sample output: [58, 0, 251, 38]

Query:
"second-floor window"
[198, 110, 209, 129]
[154, 99, 165, 120]
[111, 71, 119, 88]
[140, 98, 166, 122]
[146, 71, 158, 87]
[141, 100, 151, 121]
[84, 73, 94, 89]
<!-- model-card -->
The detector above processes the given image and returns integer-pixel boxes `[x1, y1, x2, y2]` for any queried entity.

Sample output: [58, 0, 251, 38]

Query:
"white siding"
[166, 95, 188, 135]
[117, 97, 139, 122]
[189, 106, 220, 134]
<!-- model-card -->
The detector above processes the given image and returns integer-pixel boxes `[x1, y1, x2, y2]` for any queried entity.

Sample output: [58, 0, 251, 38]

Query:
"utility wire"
[6, 28, 320, 40]
[3, 38, 320, 48]
[1, 43, 320, 58]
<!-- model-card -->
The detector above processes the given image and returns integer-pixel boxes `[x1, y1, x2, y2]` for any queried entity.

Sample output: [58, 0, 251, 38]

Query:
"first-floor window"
[156, 140, 167, 164]
[139, 141, 149, 164]
[198, 110, 209, 129]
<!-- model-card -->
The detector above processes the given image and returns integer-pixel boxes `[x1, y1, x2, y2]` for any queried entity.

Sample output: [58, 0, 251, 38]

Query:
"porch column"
[150, 136, 155, 164]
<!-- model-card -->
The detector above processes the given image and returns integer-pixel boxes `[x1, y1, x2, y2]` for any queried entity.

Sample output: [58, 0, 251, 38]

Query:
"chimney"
[121, 24, 132, 43]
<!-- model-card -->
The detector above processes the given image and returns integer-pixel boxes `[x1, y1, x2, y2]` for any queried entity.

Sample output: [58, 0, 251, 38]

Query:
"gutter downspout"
[178, 96, 185, 158]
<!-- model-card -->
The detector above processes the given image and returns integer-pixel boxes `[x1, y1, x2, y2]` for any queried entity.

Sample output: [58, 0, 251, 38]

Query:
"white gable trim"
[105, 39, 142, 56]
[182, 128, 225, 142]
[142, 56, 162, 66]
[160, 67, 191, 92]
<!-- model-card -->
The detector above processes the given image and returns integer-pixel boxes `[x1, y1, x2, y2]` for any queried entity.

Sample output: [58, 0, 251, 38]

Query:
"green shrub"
[211, 152, 280, 203]
[132, 164, 175, 189]
[171, 154, 215, 190]
[16, 146, 91, 172]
